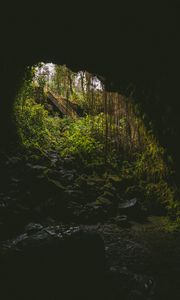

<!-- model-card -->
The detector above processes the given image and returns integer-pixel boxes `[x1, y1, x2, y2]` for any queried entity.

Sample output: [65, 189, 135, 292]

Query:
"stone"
[0, 225, 105, 300]
[118, 198, 143, 220]
[25, 223, 43, 234]
[26, 163, 47, 171]
[96, 196, 112, 207]
[114, 215, 128, 225]
[118, 198, 137, 209]
[102, 191, 115, 200]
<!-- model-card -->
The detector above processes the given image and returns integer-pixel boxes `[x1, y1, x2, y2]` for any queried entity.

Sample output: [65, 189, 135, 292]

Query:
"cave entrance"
[14, 62, 147, 165]
[13, 62, 174, 221]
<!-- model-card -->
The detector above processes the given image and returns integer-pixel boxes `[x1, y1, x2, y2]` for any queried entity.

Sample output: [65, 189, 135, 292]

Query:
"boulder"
[118, 198, 144, 221]
[118, 198, 137, 209]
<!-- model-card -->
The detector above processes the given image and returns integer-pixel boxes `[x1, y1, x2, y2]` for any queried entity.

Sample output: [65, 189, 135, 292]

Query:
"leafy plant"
[13, 62, 179, 215]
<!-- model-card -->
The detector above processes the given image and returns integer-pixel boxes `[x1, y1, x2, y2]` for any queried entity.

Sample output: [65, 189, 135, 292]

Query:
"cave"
[0, 3, 180, 300]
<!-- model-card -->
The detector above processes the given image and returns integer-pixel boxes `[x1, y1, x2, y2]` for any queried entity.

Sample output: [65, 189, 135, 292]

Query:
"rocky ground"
[1, 150, 180, 299]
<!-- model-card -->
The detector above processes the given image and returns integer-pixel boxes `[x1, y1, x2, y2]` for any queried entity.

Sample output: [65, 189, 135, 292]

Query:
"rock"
[62, 155, 76, 168]
[26, 163, 47, 171]
[101, 182, 117, 193]
[60, 170, 75, 182]
[0, 225, 105, 300]
[114, 215, 129, 226]
[75, 174, 89, 188]
[118, 198, 137, 209]
[11, 177, 20, 183]
[49, 152, 59, 166]
[102, 191, 116, 201]
[0, 198, 9, 213]
[25, 223, 43, 234]
[118, 198, 143, 220]
[96, 196, 112, 207]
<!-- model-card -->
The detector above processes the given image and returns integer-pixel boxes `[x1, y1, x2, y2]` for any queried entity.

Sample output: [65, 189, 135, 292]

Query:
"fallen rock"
[25, 223, 43, 234]
[96, 196, 113, 207]
[118, 198, 144, 221]
[113, 215, 129, 227]
[118, 198, 137, 209]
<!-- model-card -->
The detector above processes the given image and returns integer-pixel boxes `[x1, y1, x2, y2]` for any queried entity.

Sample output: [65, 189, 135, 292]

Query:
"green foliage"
[14, 97, 61, 153]
[118, 138, 176, 214]
[58, 114, 105, 163]
[13, 62, 178, 216]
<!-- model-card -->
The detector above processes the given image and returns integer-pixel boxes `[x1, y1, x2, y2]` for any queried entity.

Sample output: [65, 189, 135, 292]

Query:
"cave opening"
[1, 61, 178, 300]
[1, 3, 180, 299]
[12, 62, 176, 224]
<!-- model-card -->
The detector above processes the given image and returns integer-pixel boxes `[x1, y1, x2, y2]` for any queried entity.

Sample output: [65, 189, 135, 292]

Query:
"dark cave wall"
[1, 2, 180, 168]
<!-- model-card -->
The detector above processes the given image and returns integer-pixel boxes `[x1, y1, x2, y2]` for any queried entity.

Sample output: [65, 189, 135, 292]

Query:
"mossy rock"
[101, 182, 116, 193]
[96, 196, 112, 207]
[101, 191, 115, 201]
[107, 174, 121, 183]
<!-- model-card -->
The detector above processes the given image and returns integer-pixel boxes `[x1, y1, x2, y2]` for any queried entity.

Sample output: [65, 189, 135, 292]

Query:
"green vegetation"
[14, 63, 179, 216]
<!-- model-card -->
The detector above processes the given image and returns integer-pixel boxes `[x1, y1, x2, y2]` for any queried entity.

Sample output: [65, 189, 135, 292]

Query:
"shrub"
[13, 63, 179, 216]
[14, 98, 61, 153]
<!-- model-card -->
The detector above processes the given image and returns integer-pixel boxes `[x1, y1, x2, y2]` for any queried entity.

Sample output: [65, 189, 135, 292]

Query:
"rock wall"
[0, 3, 180, 170]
